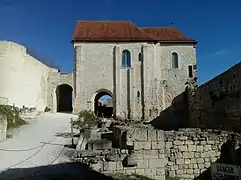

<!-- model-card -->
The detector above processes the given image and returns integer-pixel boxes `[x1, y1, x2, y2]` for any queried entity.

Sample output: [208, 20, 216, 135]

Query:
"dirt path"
[0, 112, 78, 172]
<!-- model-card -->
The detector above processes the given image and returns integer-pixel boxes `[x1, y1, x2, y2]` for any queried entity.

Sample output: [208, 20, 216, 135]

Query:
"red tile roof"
[141, 27, 196, 42]
[72, 21, 197, 43]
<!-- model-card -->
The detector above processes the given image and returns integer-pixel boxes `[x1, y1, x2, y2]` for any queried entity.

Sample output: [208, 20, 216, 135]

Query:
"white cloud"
[211, 48, 229, 57]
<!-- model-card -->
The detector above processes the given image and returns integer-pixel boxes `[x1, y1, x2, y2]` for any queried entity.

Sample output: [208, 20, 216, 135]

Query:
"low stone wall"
[110, 126, 241, 180]
[0, 115, 7, 141]
[71, 124, 241, 180]
[165, 128, 241, 179]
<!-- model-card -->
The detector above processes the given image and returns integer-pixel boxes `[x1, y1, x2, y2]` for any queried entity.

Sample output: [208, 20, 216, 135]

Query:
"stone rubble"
[67, 120, 241, 180]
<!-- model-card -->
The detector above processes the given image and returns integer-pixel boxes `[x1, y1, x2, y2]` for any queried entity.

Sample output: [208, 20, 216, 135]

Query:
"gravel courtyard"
[0, 113, 78, 171]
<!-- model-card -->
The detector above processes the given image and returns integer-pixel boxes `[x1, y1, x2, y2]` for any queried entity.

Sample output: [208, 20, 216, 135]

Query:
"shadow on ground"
[0, 162, 114, 180]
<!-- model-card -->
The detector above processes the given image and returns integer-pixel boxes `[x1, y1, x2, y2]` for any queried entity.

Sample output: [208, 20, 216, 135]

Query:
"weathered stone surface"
[137, 159, 149, 168]
[164, 128, 241, 180]
[148, 130, 157, 141]
[176, 159, 184, 165]
[149, 159, 165, 168]
[134, 141, 151, 150]
[151, 141, 165, 149]
[87, 139, 112, 150]
[0, 115, 7, 141]
[165, 142, 173, 149]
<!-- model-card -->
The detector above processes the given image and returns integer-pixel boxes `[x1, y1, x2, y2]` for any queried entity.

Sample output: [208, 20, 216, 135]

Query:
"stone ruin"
[65, 117, 241, 180]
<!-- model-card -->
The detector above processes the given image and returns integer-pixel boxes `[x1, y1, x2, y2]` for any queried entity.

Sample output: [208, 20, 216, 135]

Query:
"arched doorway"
[94, 90, 113, 118]
[56, 84, 73, 112]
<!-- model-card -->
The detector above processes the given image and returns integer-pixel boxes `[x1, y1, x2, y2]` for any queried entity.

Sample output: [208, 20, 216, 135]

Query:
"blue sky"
[0, 0, 240, 85]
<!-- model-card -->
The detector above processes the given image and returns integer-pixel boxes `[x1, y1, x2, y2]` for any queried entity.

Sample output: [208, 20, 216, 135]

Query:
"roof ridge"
[77, 20, 132, 23]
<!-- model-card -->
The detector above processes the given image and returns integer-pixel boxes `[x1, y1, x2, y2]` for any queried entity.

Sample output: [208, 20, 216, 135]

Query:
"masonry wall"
[106, 126, 241, 180]
[47, 72, 73, 112]
[99, 126, 166, 180]
[146, 43, 197, 121]
[189, 61, 241, 132]
[0, 41, 57, 111]
[164, 129, 241, 179]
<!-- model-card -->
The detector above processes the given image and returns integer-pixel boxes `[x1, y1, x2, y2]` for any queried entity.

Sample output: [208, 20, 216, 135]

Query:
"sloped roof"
[72, 21, 197, 43]
[140, 27, 196, 42]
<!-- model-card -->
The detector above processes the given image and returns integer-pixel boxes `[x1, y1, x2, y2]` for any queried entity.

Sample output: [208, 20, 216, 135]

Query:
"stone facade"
[73, 42, 197, 120]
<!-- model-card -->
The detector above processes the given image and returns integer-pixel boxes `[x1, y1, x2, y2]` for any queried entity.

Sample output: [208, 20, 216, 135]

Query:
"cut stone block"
[87, 139, 112, 150]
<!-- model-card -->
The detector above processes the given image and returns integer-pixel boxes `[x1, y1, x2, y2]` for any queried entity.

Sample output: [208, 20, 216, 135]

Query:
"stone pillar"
[141, 45, 148, 120]
[114, 45, 122, 118]
[0, 115, 7, 141]
[73, 46, 83, 113]
[130, 67, 135, 120]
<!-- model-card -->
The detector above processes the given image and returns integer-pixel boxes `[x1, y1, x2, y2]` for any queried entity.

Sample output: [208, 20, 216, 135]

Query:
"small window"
[172, 52, 178, 68]
[188, 65, 193, 78]
[137, 91, 140, 98]
[138, 53, 142, 62]
[122, 50, 131, 68]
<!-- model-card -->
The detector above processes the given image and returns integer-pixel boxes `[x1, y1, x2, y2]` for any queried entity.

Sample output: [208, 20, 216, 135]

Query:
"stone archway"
[94, 90, 113, 118]
[56, 84, 73, 112]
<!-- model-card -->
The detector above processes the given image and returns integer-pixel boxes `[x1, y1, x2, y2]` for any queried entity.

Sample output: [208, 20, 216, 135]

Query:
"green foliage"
[73, 110, 100, 128]
[44, 106, 51, 112]
[0, 105, 26, 129]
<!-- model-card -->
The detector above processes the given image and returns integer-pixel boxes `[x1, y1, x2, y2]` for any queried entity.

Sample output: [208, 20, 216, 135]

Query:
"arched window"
[138, 53, 142, 62]
[172, 52, 178, 68]
[122, 50, 131, 68]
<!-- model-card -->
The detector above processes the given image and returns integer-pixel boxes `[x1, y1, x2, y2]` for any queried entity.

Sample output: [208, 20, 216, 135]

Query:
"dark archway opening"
[56, 84, 73, 113]
[94, 92, 113, 118]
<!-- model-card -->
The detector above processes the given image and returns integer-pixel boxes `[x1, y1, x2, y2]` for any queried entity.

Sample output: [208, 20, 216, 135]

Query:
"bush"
[44, 106, 51, 112]
[73, 110, 100, 128]
[0, 105, 26, 129]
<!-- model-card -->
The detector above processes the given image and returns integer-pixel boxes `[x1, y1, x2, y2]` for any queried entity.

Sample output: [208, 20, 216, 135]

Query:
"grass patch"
[0, 105, 26, 129]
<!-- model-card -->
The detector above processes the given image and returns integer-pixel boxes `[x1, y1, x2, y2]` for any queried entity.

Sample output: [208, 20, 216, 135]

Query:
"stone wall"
[0, 41, 58, 111]
[92, 126, 241, 180]
[189, 61, 241, 132]
[152, 61, 241, 132]
[164, 129, 241, 179]
[47, 72, 73, 112]
[97, 125, 166, 180]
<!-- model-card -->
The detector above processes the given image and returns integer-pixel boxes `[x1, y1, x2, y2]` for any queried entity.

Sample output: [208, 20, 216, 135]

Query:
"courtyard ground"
[0, 112, 78, 172]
